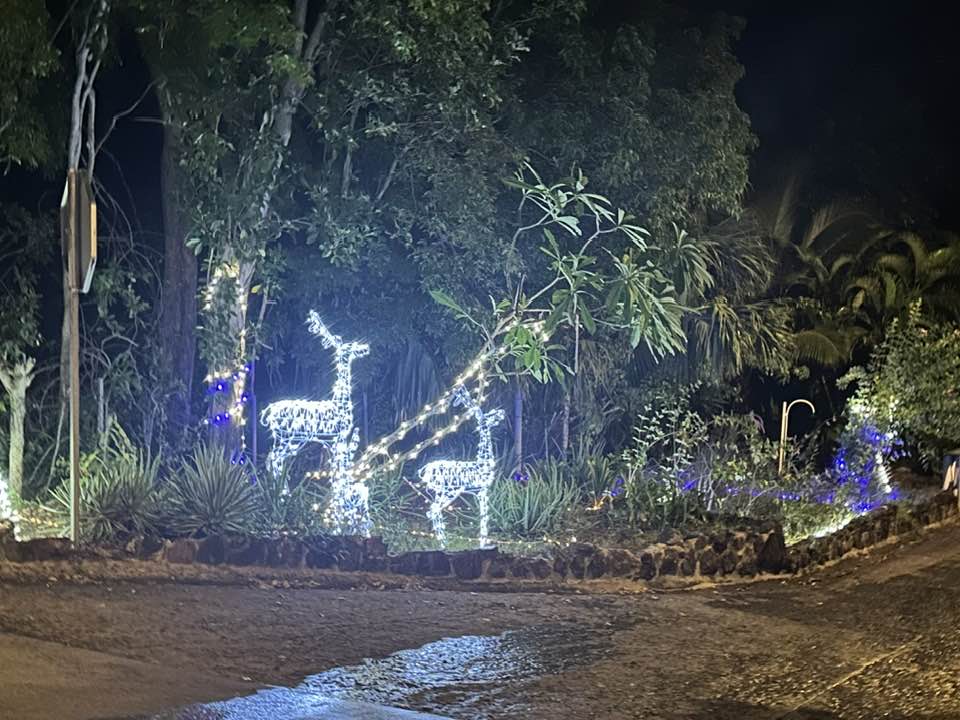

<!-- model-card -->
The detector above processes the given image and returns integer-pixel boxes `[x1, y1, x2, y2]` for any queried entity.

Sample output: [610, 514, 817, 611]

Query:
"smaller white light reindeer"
[418, 387, 504, 547]
[261, 311, 369, 476]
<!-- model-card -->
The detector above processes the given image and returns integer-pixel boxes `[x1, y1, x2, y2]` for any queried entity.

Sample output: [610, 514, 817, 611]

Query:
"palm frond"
[873, 253, 913, 282]
[792, 329, 847, 367]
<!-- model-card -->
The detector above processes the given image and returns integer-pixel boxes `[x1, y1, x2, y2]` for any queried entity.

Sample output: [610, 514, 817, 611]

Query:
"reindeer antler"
[306, 310, 340, 348]
[484, 408, 506, 427]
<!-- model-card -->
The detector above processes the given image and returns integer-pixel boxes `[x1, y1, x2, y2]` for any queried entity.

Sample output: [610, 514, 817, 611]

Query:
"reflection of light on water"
[171, 693, 445, 719]
[155, 625, 611, 720]
[306, 633, 541, 704]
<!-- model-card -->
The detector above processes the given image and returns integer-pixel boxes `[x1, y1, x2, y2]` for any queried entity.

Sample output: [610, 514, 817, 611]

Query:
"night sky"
[734, 1, 959, 227]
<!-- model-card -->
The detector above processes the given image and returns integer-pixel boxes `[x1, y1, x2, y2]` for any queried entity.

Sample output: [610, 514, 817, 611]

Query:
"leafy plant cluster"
[476, 382, 846, 546]
[839, 301, 960, 468]
[46, 426, 327, 544]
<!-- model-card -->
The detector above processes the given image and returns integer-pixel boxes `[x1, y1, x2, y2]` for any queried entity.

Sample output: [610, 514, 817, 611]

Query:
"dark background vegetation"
[1, 0, 958, 546]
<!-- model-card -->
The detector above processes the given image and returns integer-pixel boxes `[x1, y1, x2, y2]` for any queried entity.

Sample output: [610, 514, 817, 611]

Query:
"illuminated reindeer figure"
[261, 311, 369, 476]
[418, 387, 504, 547]
[326, 425, 372, 536]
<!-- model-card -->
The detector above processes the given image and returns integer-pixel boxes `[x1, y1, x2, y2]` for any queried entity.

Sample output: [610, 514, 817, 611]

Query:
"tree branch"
[340, 104, 359, 198]
[375, 143, 412, 205]
[303, 0, 335, 63]
[94, 79, 161, 159]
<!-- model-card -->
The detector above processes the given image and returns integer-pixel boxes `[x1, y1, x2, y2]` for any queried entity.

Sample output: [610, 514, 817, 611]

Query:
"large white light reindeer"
[418, 387, 504, 547]
[260, 311, 369, 476]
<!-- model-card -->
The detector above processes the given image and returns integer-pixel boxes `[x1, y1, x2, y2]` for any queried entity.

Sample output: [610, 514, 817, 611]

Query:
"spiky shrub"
[365, 463, 442, 549]
[252, 465, 328, 538]
[48, 426, 161, 543]
[164, 443, 257, 537]
[490, 458, 580, 538]
[570, 453, 620, 508]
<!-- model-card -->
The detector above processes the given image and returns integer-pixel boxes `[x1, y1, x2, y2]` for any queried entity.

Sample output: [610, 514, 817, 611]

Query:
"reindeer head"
[452, 385, 473, 410]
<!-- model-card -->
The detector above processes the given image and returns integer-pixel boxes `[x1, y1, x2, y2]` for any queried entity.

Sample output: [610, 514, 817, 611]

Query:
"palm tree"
[847, 230, 960, 330]
[757, 174, 960, 367]
[755, 178, 880, 367]
[653, 202, 806, 383]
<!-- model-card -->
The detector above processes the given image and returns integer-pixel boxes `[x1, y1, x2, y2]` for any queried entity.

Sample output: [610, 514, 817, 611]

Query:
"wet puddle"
[150, 623, 617, 719]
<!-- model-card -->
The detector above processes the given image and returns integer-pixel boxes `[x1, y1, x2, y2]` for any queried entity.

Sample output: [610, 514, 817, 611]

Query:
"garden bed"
[3, 492, 955, 589]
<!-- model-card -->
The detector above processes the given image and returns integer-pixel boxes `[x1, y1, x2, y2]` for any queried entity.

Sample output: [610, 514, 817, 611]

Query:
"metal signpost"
[60, 170, 97, 544]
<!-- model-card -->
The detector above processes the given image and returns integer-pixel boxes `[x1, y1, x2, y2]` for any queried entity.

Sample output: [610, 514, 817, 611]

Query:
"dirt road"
[2, 521, 960, 719]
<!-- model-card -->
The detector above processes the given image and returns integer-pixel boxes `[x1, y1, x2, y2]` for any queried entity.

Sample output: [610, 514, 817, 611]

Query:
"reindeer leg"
[429, 496, 448, 548]
[267, 443, 287, 479]
[478, 487, 490, 548]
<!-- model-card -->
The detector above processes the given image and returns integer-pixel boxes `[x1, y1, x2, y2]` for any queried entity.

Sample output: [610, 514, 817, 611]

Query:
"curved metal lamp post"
[778, 399, 815, 476]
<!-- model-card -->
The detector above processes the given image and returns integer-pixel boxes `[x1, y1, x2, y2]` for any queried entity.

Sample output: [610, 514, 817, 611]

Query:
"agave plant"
[490, 458, 580, 537]
[48, 425, 161, 543]
[164, 443, 258, 537]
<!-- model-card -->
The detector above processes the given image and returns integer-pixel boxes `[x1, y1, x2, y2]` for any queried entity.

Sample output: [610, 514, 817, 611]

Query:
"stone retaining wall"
[2, 491, 956, 584]
[788, 490, 958, 571]
[145, 520, 791, 583]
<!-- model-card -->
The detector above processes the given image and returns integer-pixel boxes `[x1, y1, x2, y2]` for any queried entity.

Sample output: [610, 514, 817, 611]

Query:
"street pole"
[778, 398, 816, 476]
[66, 170, 81, 545]
[250, 358, 257, 464]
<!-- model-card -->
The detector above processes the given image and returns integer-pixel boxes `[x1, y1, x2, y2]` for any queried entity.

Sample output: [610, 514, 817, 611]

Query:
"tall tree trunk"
[158, 114, 198, 432]
[0, 359, 37, 504]
[561, 391, 570, 456]
[513, 380, 523, 470]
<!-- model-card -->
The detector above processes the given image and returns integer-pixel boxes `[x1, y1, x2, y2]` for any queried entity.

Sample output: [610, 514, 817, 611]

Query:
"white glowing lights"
[261, 311, 372, 535]
[418, 387, 504, 547]
[346, 319, 548, 486]
[325, 426, 372, 536]
[261, 311, 369, 476]
[263, 314, 549, 543]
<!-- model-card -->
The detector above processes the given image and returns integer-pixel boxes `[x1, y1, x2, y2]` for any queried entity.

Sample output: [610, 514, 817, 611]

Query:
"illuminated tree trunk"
[203, 255, 255, 454]
[0, 359, 36, 503]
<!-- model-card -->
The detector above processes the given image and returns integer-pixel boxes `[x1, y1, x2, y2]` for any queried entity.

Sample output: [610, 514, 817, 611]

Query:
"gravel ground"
[1, 520, 960, 719]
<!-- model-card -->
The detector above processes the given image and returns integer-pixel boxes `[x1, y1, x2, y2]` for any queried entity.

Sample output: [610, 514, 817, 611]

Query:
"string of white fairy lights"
[305, 318, 549, 485]
[304, 342, 498, 486]
[301, 369, 488, 484]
